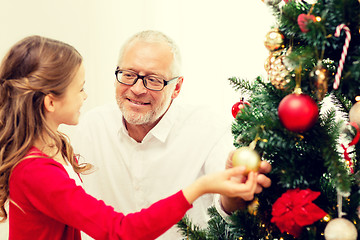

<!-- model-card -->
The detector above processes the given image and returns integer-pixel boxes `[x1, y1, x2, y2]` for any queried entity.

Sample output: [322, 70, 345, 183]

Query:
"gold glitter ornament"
[247, 197, 259, 215]
[264, 28, 285, 52]
[309, 61, 329, 101]
[265, 51, 291, 90]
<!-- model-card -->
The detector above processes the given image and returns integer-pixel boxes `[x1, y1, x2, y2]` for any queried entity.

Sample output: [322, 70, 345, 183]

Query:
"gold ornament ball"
[264, 29, 284, 52]
[349, 101, 360, 127]
[324, 218, 358, 240]
[232, 147, 261, 175]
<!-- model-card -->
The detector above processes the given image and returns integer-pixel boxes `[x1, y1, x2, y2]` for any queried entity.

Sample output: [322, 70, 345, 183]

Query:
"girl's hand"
[183, 166, 258, 204]
[226, 150, 272, 193]
[220, 150, 272, 213]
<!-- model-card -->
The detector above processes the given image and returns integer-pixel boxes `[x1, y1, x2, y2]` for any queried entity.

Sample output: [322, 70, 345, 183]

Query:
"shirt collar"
[148, 101, 178, 143]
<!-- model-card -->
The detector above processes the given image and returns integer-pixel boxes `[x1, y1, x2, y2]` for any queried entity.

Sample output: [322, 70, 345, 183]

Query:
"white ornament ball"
[349, 101, 360, 126]
[324, 218, 358, 240]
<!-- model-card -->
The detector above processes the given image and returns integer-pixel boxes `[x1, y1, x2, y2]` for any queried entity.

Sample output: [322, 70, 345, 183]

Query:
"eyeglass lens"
[117, 70, 165, 91]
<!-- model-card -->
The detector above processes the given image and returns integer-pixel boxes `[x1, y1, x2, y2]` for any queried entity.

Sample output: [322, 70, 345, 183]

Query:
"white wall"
[0, 0, 274, 237]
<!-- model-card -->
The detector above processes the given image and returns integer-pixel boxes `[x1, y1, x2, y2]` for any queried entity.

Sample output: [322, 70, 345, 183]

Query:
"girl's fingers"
[225, 151, 235, 169]
[227, 166, 246, 177]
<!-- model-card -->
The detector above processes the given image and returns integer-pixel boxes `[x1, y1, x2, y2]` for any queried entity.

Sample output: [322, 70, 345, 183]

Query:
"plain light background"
[0, 0, 274, 237]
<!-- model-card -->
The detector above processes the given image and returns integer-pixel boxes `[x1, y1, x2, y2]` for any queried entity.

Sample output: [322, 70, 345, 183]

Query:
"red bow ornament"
[297, 13, 316, 33]
[341, 122, 360, 174]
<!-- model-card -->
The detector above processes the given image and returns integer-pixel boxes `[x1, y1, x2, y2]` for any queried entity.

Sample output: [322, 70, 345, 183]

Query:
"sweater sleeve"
[12, 158, 192, 240]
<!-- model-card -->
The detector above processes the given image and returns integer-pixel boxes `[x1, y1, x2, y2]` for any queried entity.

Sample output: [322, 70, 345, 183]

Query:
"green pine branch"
[177, 216, 207, 240]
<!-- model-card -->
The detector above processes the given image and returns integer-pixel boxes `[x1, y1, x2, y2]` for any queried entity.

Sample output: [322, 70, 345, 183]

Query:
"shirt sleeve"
[13, 158, 192, 240]
[213, 194, 231, 221]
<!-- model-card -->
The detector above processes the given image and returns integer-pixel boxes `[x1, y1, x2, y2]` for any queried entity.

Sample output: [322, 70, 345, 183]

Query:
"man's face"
[115, 40, 181, 126]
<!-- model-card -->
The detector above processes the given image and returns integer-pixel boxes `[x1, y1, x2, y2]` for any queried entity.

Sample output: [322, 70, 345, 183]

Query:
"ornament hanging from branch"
[232, 145, 261, 176]
[265, 49, 292, 90]
[297, 13, 317, 33]
[264, 28, 285, 52]
[309, 60, 329, 101]
[349, 101, 360, 126]
[278, 67, 319, 132]
[231, 98, 250, 118]
[297, 4, 318, 33]
[232, 137, 262, 175]
[333, 24, 352, 90]
[324, 190, 358, 240]
[340, 122, 360, 174]
[278, 92, 319, 132]
[324, 218, 358, 240]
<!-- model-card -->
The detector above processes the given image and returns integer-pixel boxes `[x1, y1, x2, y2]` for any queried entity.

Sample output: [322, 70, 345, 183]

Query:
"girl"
[0, 35, 258, 240]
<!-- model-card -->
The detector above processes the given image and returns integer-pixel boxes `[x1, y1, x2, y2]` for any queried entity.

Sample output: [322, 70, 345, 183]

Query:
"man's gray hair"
[118, 30, 182, 77]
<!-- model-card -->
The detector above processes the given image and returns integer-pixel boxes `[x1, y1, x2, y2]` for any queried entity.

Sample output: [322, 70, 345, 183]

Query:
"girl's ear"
[43, 94, 56, 112]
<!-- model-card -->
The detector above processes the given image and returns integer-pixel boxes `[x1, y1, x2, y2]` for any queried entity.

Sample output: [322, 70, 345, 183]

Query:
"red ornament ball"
[232, 99, 250, 118]
[278, 93, 319, 132]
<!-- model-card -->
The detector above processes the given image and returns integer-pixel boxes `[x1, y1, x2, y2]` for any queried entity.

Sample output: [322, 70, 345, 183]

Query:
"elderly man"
[72, 30, 271, 239]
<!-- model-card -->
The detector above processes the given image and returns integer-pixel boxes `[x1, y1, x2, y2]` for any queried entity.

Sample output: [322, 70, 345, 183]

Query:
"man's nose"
[130, 77, 147, 94]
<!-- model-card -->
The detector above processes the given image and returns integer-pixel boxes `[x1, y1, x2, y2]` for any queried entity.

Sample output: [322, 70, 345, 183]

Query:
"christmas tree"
[178, 0, 360, 239]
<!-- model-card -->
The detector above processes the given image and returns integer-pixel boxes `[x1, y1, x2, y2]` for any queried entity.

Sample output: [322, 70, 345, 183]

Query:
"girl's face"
[49, 63, 87, 128]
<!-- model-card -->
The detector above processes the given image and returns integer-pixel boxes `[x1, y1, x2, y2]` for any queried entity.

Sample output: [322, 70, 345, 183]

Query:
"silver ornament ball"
[349, 101, 360, 127]
[324, 218, 358, 240]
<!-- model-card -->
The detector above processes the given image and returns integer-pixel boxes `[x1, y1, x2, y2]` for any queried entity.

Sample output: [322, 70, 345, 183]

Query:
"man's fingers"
[257, 174, 271, 188]
[259, 161, 272, 173]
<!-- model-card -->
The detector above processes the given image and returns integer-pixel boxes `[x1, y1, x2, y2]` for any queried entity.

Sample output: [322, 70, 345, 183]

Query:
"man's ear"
[43, 94, 56, 112]
[171, 76, 184, 99]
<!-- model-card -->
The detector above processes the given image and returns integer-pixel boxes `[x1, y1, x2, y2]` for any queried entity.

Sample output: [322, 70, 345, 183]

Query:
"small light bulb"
[323, 215, 331, 222]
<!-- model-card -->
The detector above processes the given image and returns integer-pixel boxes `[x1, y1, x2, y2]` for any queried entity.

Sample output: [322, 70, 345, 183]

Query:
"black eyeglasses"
[115, 68, 179, 91]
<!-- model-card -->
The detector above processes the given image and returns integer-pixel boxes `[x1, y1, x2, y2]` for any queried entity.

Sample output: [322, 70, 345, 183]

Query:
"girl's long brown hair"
[0, 35, 91, 221]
